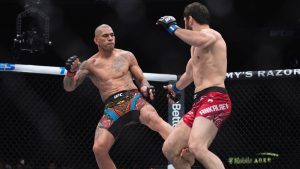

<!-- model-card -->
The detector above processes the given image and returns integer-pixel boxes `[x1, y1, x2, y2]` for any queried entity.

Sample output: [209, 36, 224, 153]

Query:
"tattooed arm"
[128, 52, 155, 100]
[128, 52, 149, 88]
[63, 61, 90, 92]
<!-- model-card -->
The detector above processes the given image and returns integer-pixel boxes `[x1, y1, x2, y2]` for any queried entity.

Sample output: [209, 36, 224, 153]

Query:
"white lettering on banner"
[226, 71, 255, 79]
[258, 71, 265, 77]
[226, 69, 300, 79]
[172, 103, 181, 127]
[199, 103, 229, 115]
[226, 72, 233, 78]
[283, 69, 292, 75]
[267, 71, 275, 77]
[275, 70, 283, 76]
[258, 70, 295, 77]
[234, 72, 242, 78]
[245, 71, 253, 78]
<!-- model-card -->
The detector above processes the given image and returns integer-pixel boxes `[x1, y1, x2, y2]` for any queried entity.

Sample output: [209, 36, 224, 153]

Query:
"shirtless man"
[156, 2, 232, 169]
[63, 24, 173, 169]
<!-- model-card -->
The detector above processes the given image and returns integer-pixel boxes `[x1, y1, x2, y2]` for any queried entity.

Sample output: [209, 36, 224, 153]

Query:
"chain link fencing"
[0, 72, 299, 169]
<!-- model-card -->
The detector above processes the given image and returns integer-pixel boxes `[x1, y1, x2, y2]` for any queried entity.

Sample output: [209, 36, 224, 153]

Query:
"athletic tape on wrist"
[172, 83, 181, 93]
[66, 70, 76, 77]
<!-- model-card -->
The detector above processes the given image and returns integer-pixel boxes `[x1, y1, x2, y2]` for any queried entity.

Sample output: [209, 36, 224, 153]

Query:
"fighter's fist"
[163, 83, 182, 104]
[65, 55, 80, 72]
[141, 86, 155, 100]
[156, 16, 179, 35]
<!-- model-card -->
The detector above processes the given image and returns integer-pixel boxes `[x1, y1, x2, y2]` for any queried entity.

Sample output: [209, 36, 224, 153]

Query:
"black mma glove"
[141, 85, 155, 101]
[164, 83, 182, 103]
[65, 55, 79, 77]
[147, 86, 156, 96]
[156, 16, 180, 35]
[170, 83, 182, 102]
[65, 55, 78, 71]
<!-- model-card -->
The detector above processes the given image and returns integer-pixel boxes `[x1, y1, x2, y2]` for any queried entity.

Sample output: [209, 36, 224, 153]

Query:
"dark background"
[0, 0, 300, 73]
[0, 0, 300, 169]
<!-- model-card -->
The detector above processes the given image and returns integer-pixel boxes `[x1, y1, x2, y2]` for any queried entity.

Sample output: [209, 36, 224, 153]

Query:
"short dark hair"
[183, 2, 210, 24]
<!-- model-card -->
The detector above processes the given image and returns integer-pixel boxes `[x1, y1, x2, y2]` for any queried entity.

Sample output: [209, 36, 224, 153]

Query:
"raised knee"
[145, 114, 162, 130]
[149, 114, 161, 125]
[93, 142, 108, 156]
[189, 143, 208, 160]
[162, 141, 176, 161]
[162, 141, 170, 156]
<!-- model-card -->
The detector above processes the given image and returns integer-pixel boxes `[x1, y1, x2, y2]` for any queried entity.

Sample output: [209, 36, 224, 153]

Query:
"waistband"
[104, 89, 139, 104]
[194, 86, 227, 101]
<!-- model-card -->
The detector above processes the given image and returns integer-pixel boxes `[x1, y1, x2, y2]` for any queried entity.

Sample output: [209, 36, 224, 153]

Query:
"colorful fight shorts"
[98, 89, 147, 137]
[183, 86, 232, 128]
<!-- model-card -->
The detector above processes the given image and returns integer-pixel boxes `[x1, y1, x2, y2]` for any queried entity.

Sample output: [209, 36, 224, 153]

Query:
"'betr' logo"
[0, 63, 15, 70]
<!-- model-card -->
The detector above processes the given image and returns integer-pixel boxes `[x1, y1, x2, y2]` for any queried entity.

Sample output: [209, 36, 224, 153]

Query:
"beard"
[100, 44, 115, 51]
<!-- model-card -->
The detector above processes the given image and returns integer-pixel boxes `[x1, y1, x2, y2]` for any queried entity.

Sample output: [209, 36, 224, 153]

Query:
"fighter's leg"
[189, 117, 224, 169]
[180, 146, 195, 166]
[139, 103, 172, 140]
[93, 127, 116, 169]
[162, 120, 192, 169]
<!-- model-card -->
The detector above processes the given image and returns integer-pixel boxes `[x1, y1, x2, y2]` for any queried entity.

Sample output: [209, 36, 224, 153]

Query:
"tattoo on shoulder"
[80, 60, 88, 69]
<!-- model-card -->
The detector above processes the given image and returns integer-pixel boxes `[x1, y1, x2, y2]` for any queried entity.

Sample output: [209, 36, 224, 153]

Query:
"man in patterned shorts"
[63, 24, 173, 169]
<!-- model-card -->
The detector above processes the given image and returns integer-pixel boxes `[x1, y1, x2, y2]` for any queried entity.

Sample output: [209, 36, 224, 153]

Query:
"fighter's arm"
[128, 52, 154, 99]
[163, 59, 193, 103]
[174, 28, 217, 47]
[175, 59, 193, 90]
[156, 15, 216, 47]
[128, 53, 150, 87]
[63, 60, 90, 92]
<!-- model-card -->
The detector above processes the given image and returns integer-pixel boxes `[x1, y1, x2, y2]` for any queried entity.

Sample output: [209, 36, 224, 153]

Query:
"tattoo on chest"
[112, 57, 125, 72]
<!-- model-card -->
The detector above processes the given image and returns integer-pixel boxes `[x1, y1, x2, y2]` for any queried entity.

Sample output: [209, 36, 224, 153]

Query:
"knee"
[162, 140, 176, 160]
[93, 141, 108, 156]
[150, 116, 162, 128]
[189, 142, 208, 160]
[162, 141, 170, 157]
[145, 113, 162, 129]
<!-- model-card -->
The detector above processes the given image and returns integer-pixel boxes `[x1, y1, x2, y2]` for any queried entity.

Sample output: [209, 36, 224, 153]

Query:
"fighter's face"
[95, 27, 115, 51]
[184, 17, 192, 30]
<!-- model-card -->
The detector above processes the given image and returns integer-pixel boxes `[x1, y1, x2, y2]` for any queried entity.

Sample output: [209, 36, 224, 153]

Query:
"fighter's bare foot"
[180, 147, 195, 166]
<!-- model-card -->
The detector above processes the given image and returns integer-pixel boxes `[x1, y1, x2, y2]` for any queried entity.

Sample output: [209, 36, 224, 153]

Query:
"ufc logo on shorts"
[114, 93, 123, 99]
